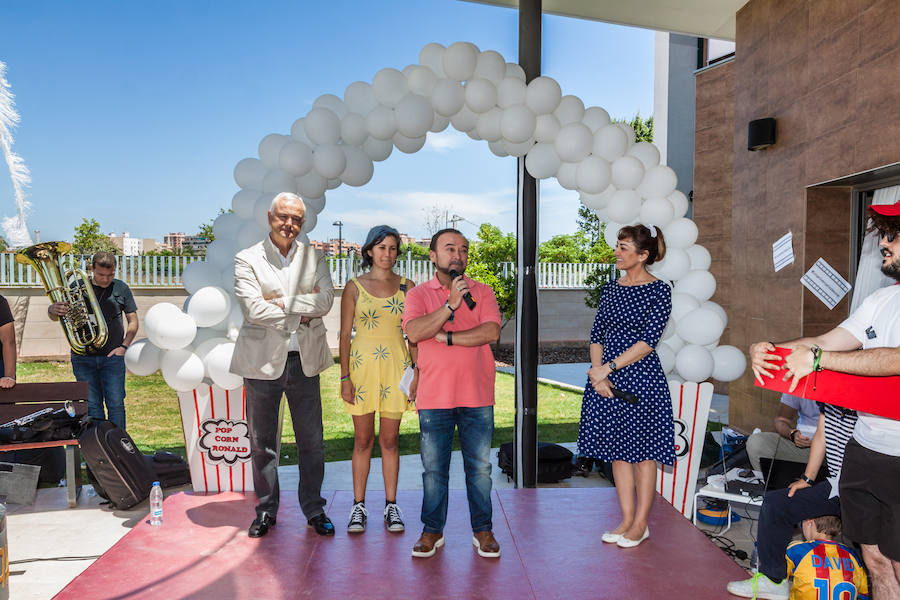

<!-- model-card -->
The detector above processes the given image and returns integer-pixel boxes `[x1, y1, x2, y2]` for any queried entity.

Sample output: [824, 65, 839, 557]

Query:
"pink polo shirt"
[402, 275, 501, 409]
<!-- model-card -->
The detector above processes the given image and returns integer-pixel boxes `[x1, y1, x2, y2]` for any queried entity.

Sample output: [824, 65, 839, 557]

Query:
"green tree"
[72, 218, 118, 255]
[627, 113, 653, 143]
[399, 243, 430, 260]
[198, 208, 232, 244]
[467, 224, 517, 336]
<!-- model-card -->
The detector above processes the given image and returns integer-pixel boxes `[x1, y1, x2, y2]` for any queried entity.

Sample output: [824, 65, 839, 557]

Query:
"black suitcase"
[79, 421, 156, 509]
[145, 451, 191, 488]
[497, 442, 575, 483]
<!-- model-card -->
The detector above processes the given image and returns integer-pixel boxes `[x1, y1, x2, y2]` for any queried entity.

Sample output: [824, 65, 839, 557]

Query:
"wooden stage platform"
[55, 488, 748, 599]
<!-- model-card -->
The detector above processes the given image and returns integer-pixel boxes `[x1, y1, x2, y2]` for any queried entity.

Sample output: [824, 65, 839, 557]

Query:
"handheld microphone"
[448, 269, 476, 310]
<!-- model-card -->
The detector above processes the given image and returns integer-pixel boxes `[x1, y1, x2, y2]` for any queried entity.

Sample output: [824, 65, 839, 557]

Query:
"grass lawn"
[18, 361, 584, 464]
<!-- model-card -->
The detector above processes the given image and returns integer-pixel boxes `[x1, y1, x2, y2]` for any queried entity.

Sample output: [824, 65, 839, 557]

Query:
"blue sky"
[0, 0, 654, 247]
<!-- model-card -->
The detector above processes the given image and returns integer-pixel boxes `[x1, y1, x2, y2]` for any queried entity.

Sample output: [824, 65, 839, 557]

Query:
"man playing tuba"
[48, 251, 138, 429]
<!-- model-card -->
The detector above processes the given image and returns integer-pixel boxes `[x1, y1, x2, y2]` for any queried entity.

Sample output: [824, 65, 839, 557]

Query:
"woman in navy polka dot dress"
[578, 224, 675, 549]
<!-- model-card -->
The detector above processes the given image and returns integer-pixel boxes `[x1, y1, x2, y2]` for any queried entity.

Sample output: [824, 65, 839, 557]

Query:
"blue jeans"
[419, 406, 494, 534]
[71, 354, 127, 430]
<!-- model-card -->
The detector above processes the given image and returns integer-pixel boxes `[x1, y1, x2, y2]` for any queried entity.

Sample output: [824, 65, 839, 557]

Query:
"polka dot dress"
[577, 279, 676, 466]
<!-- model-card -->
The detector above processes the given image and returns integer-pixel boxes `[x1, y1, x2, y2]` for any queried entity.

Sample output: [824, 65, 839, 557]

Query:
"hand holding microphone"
[448, 270, 476, 310]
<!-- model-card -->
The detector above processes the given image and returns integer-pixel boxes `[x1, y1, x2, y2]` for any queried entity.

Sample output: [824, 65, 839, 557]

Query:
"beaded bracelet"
[340, 374, 350, 382]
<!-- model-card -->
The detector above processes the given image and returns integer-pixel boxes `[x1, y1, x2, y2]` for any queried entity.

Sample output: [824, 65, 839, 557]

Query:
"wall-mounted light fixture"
[748, 118, 776, 151]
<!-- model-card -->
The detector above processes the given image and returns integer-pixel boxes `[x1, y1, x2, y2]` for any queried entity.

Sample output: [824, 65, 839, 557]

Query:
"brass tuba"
[16, 242, 109, 355]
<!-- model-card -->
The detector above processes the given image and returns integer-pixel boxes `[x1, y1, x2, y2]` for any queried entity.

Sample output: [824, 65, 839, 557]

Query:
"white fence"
[0, 253, 615, 290]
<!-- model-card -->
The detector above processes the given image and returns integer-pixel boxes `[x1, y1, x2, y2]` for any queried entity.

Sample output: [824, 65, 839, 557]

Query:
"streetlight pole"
[333, 220, 344, 284]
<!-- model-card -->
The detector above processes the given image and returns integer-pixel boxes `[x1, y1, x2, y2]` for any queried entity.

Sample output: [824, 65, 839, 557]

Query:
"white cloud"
[423, 130, 468, 152]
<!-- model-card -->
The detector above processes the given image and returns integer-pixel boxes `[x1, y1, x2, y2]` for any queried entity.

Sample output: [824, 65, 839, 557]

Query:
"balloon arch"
[124, 41, 746, 392]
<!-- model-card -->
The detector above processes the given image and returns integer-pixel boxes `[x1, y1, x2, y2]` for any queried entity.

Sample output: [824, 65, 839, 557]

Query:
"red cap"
[869, 201, 900, 216]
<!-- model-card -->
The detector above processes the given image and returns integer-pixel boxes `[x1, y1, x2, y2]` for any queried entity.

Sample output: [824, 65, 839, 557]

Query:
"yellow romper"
[345, 277, 412, 419]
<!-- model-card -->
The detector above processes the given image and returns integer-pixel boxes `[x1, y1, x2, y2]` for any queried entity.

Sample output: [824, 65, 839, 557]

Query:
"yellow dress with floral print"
[345, 277, 411, 417]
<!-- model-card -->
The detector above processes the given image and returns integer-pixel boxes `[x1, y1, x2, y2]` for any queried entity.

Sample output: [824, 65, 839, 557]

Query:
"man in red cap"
[748, 200, 900, 599]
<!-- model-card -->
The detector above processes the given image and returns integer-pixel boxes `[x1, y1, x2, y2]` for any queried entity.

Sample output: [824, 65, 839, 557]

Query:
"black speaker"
[748, 118, 776, 151]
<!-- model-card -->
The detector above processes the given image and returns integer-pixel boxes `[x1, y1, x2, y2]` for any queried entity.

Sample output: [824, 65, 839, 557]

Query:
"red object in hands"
[754, 346, 900, 421]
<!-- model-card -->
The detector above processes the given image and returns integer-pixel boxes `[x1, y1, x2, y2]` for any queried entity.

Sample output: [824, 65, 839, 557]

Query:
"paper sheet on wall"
[772, 231, 794, 272]
[801, 258, 851, 310]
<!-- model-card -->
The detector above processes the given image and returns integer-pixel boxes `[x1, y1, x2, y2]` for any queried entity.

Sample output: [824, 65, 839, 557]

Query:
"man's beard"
[881, 258, 900, 281]
[434, 263, 465, 276]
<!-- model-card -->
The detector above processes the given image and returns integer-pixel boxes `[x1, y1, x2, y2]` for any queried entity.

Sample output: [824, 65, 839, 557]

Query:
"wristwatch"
[608, 361, 617, 372]
[798, 474, 814, 485]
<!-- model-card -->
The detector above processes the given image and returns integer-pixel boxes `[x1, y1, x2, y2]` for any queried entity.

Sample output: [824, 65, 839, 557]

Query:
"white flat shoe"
[616, 527, 649, 548]
[601, 531, 622, 543]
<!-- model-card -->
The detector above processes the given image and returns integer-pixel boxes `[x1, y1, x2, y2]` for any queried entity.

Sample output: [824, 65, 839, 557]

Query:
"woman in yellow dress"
[339, 225, 417, 534]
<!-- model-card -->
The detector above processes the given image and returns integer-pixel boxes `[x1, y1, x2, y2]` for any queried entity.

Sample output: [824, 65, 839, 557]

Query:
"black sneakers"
[348, 501, 368, 533]
[384, 502, 404, 532]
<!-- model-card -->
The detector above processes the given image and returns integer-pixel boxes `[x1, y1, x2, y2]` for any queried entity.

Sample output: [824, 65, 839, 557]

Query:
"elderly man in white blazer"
[230, 192, 335, 538]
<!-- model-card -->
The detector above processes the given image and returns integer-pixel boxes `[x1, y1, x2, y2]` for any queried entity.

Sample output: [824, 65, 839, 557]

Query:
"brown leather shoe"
[472, 530, 500, 558]
[411, 532, 444, 558]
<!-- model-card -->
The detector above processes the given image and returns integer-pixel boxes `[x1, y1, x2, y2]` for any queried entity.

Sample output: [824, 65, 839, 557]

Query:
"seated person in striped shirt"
[727, 403, 857, 600]
[786, 515, 869, 600]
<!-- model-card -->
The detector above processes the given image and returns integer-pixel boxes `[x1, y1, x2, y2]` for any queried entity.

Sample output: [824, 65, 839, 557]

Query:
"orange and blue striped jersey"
[786, 539, 869, 600]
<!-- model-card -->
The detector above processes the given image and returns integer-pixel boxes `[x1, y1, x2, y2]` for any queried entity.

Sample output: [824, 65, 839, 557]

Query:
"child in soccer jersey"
[786, 515, 869, 600]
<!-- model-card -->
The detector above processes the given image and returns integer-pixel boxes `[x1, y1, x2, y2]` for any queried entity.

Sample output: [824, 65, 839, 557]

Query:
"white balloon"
[302, 195, 326, 214]
[582, 106, 611, 132]
[204, 239, 235, 271]
[205, 343, 243, 390]
[231, 189, 259, 219]
[670, 292, 700, 322]
[593, 124, 629, 161]
[312, 144, 347, 179]
[258, 134, 290, 170]
[610, 156, 645, 190]
[326, 177, 341, 190]
[496, 77, 526, 108]
[615, 122, 635, 147]
[627, 141, 661, 169]
[186, 286, 232, 328]
[194, 336, 229, 361]
[290, 118, 312, 144]
[668, 190, 690, 219]
[300, 210, 317, 234]
[534, 113, 561, 144]
[500, 104, 536, 143]
[220, 267, 235, 293]
[344, 81, 379, 116]
[464, 78, 497, 114]
[418, 42, 446, 77]
[339, 113, 368, 147]
[502, 137, 535, 157]
[555, 161, 578, 190]
[554, 122, 593, 163]
[340, 146, 374, 187]
[604, 221, 623, 248]
[686, 245, 712, 271]
[394, 93, 434, 138]
[406, 64, 438, 97]
[554, 95, 585, 125]
[124, 339, 162, 376]
[366, 105, 397, 140]
[253, 192, 275, 228]
[442, 41, 478, 81]
[450, 105, 478, 132]
[488, 139, 508, 157]
[656, 342, 676, 374]
[372, 68, 408, 107]
[524, 143, 560, 179]
[701, 300, 728, 327]
[233, 158, 267, 190]
[607, 190, 641, 223]
[712, 346, 747, 382]
[505, 62, 526, 81]
[295, 171, 327, 199]
[161, 348, 205, 392]
[667, 375, 686, 385]
[580, 185, 615, 210]
[638, 165, 678, 198]
[393, 132, 427, 153]
[677, 307, 725, 346]
[363, 136, 393, 162]
[640, 197, 676, 228]
[663, 218, 699, 249]
[474, 50, 506, 82]
[182, 262, 221, 295]
[675, 344, 714, 382]
[653, 247, 690, 281]
[313, 93, 347, 118]
[146, 305, 197, 350]
[525, 76, 561, 115]
[237, 220, 267, 250]
[278, 141, 314, 177]
[430, 113, 451, 133]
[262, 169, 296, 194]
[575, 155, 611, 194]
[475, 107, 503, 142]
[430, 78, 465, 117]
[674, 269, 717, 302]
[304, 107, 341, 145]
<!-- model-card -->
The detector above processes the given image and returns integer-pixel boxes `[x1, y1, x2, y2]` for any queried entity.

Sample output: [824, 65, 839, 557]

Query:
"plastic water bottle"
[150, 481, 163, 526]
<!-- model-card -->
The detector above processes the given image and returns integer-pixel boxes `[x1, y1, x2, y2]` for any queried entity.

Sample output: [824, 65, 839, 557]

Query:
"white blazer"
[229, 235, 334, 380]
